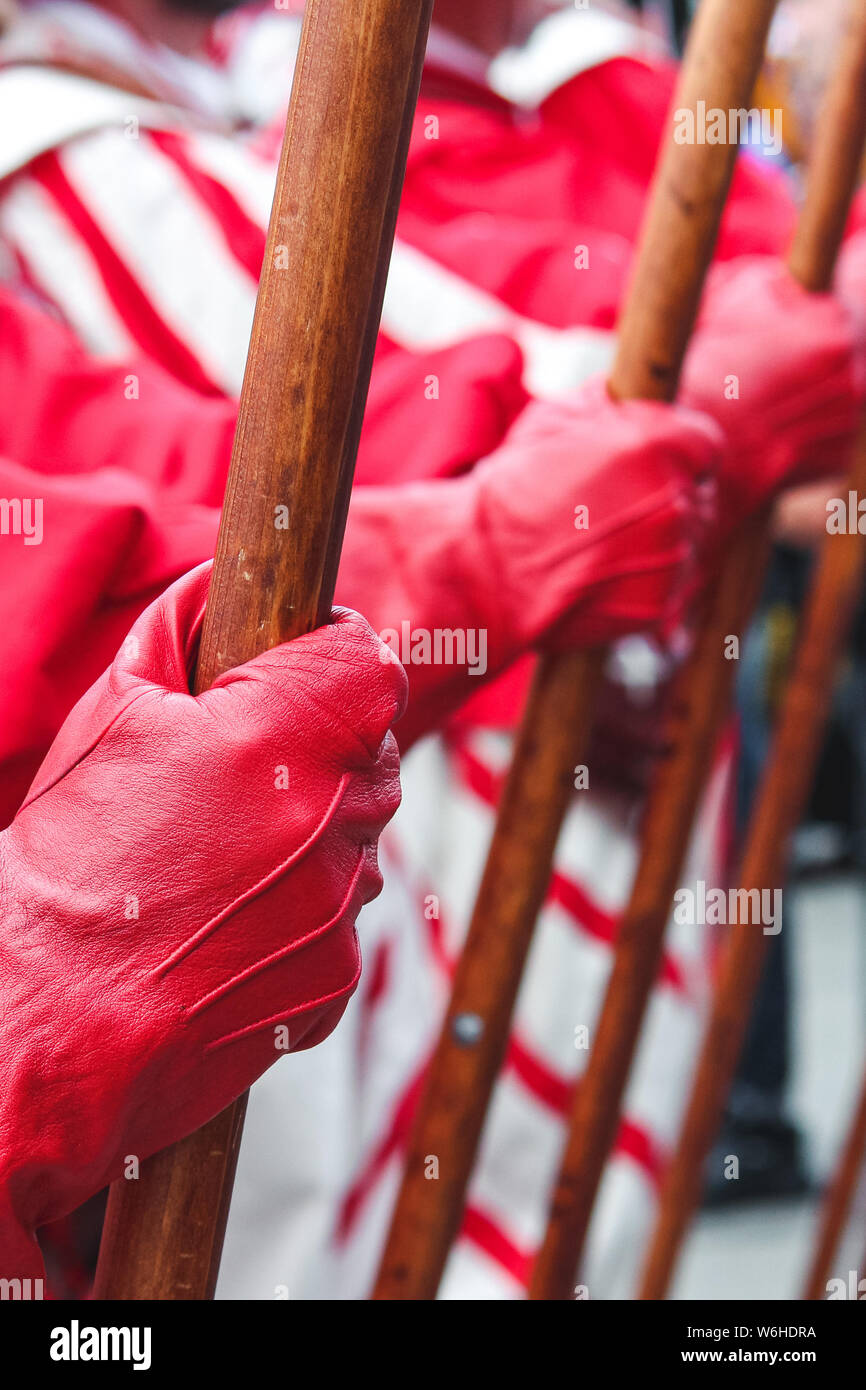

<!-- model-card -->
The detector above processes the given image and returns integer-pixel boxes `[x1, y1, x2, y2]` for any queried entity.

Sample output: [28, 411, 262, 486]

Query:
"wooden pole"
[93, 0, 434, 1300]
[803, 1068, 866, 1299]
[639, 474, 866, 1300]
[637, 0, 866, 1299]
[529, 0, 866, 1302]
[528, 517, 770, 1299]
[639, 442, 866, 1300]
[372, 0, 779, 1302]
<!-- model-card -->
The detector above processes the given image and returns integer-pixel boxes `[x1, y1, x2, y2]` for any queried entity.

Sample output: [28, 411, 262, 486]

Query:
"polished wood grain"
[93, 0, 433, 1300]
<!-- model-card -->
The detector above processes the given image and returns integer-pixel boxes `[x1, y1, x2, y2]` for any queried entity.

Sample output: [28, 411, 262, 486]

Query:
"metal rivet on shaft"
[452, 1012, 485, 1046]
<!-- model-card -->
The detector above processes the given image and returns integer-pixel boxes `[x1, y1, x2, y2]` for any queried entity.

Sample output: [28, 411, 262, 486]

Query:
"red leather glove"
[338, 379, 720, 747]
[0, 563, 406, 1279]
[680, 256, 865, 526]
[355, 334, 529, 486]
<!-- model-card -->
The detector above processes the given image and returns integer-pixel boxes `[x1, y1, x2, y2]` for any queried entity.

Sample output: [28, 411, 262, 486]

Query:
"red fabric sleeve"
[0, 285, 236, 507]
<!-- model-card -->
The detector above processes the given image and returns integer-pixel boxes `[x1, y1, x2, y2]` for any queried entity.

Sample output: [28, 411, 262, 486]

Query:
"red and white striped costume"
[0, 3, 793, 1298]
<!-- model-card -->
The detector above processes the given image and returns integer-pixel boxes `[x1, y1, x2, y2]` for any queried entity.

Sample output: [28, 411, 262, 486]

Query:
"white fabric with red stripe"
[0, 3, 730, 1299]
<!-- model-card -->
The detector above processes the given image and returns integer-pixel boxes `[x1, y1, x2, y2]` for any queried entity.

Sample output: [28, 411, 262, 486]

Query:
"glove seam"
[203, 954, 362, 1052]
[18, 684, 155, 817]
[150, 770, 353, 979]
[183, 846, 367, 1019]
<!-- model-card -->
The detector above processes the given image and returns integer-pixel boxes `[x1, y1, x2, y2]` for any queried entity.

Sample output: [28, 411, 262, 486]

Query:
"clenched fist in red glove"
[0, 563, 406, 1279]
[339, 380, 720, 745]
[680, 256, 866, 524]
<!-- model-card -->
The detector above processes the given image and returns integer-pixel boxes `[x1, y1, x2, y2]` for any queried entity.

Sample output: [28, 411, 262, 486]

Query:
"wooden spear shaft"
[640, 469, 866, 1298]
[372, 0, 779, 1302]
[803, 1067, 866, 1299]
[638, 2, 866, 1299]
[528, 516, 770, 1299]
[529, 0, 866, 1302]
[93, 0, 434, 1300]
